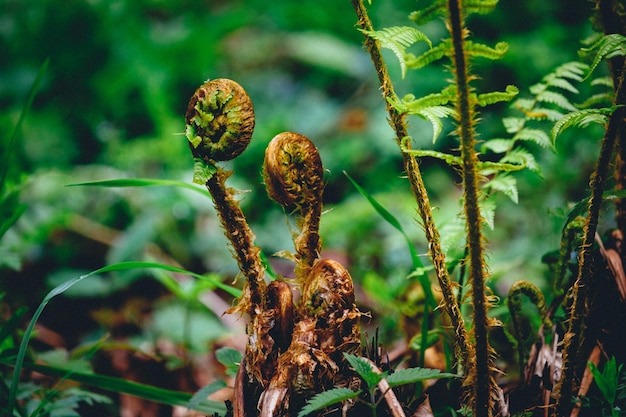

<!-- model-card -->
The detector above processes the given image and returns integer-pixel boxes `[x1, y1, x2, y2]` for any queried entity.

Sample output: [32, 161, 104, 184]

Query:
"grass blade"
[343, 171, 435, 308]
[67, 178, 212, 198]
[5, 360, 227, 415]
[7, 261, 240, 416]
[0, 59, 49, 190]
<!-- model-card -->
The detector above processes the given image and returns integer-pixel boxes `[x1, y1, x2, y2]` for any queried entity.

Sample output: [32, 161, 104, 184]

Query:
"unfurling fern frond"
[551, 107, 617, 141]
[362, 26, 432, 78]
[476, 85, 519, 107]
[580, 33, 626, 78]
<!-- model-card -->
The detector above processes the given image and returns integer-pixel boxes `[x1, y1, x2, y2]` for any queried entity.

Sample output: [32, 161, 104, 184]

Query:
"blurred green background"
[0, 0, 608, 409]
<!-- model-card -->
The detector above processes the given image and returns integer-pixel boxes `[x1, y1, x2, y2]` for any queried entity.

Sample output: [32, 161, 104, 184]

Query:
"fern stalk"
[553, 61, 626, 417]
[596, 0, 626, 234]
[447, 0, 494, 415]
[351, 0, 469, 368]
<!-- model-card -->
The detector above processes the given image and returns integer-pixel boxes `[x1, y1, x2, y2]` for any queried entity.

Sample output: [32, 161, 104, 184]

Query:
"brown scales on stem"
[185, 79, 362, 417]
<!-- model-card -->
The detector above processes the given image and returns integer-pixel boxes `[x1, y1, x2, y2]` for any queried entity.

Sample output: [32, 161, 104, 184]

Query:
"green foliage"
[551, 107, 617, 141]
[215, 346, 243, 377]
[344, 353, 386, 389]
[581, 34, 626, 79]
[297, 387, 361, 417]
[588, 357, 624, 417]
[385, 366, 458, 387]
[298, 353, 458, 417]
[361, 26, 431, 78]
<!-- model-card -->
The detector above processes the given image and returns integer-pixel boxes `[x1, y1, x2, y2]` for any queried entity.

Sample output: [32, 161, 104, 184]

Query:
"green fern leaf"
[481, 138, 512, 154]
[502, 117, 526, 134]
[297, 387, 360, 417]
[591, 76, 614, 88]
[483, 174, 518, 203]
[502, 148, 541, 173]
[514, 128, 553, 149]
[577, 92, 614, 109]
[553, 61, 588, 82]
[466, 41, 509, 60]
[541, 73, 580, 94]
[362, 26, 432, 78]
[406, 40, 451, 69]
[464, 0, 499, 15]
[551, 107, 616, 141]
[393, 85, 457, 112]
[409, 0, 446, 26]
[581, 33, 626, 78]
[344, 353, 385, 389]
[386, 367, 459, 387]
[536, 90, 577, 111]
[402, 148, 463, 166]
[413, 106, 457, 143]
[480, 197, 497, 229]
[525, 107, 565, 121]
[477, 160, 526, 173]
[476, 85, 519, 107]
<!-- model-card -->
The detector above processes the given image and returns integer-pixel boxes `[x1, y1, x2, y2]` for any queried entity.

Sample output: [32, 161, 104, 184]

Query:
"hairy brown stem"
[205, 169, 267, 309]
[596, 0, 626, 238]
[351, 0, 468, 368]
[447, 0, 494, 415]
[553, 61, 626, 417]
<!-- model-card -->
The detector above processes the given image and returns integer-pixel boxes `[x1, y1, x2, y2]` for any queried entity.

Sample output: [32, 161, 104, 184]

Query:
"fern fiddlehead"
[263, 132, 324, 282]
[506, 280, 552, 385]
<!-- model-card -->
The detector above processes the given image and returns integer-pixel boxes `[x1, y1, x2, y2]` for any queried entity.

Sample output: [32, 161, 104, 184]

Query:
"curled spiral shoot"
[264, 132, 324, 281]
[263, 132, 324, 211]
[185, 78, 255, 163]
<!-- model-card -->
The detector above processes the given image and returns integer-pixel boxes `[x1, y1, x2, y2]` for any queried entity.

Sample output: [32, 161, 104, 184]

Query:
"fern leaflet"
[553, 61, 588, 81]
[536, 90, 577, 112]
[551, 107, 617, 141]
[465, 41, 509, 60]
[362, 26, 432, 78]
[476, 85, 519, 107]
[581, 33, 626, 78]
[409, 0, 446, 26]
[502, 148, 540, 173]
[514, 128, 553, 149]
[464, 0, 499, 15]
[482, 138, 512, 154]
[406, 40, 451, 69]
[482, 174, 518, 203]
[297, 387, 360, 417]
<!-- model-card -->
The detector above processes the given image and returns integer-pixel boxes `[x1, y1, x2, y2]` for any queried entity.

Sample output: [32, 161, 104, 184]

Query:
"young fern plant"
[354, 0, 533, 415]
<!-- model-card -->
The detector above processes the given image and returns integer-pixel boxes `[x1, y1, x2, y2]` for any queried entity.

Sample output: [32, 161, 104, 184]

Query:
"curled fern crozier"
[185, 78, 255, 162]
[263, 132, 324, 211]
